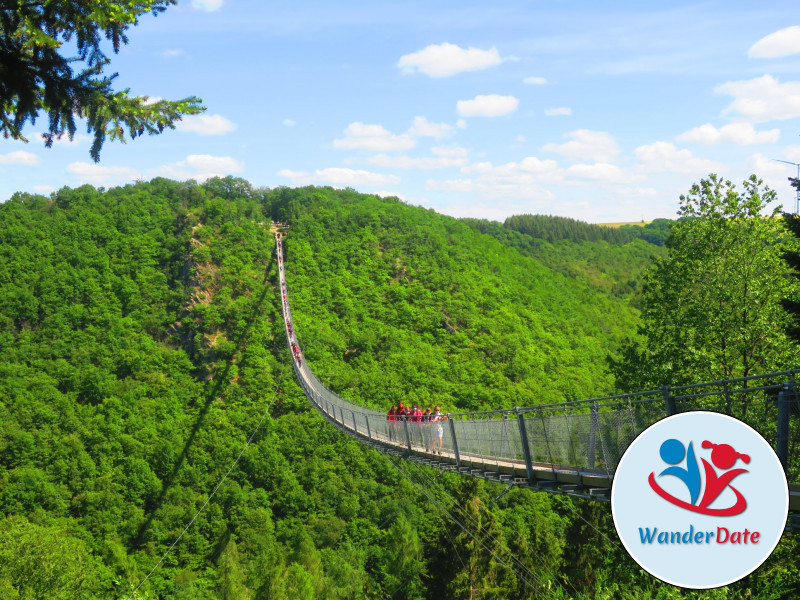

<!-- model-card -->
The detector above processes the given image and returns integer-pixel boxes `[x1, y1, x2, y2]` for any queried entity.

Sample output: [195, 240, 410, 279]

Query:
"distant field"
[596, 221, 651, 228]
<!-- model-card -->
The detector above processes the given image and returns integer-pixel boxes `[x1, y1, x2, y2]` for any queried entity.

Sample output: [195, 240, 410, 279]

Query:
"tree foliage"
[1, 179, 797, 598]
[613, 174, 800, 389]
[0, 0, 204, 160]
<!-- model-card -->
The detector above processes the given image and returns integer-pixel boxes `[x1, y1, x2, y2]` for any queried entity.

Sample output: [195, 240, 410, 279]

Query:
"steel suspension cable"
[400, 456, 576, 598]
[387, 454, 546, 598]
[127, 369, 284, 599]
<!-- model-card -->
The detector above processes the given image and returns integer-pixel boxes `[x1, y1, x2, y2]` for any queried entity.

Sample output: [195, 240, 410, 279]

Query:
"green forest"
[1, 179, 798, 599]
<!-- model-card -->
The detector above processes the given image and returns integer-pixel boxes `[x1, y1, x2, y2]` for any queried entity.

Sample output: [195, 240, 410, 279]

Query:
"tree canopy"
[613, 174, 800, 389]
[0, 0, 204, 161]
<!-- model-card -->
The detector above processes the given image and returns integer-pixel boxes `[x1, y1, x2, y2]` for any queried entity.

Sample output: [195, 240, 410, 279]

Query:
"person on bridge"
[422, 407, 433, 451]
[386, 405, 398, 441]
[409, 403, 423, 448]
[431, 406, 447, 455]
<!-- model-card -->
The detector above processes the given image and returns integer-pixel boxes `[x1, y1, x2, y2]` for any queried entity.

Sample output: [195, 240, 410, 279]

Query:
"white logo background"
[611, 411, 788, 588]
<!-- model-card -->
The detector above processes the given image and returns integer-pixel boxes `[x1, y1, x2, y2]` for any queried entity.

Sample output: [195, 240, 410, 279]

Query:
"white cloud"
[565, 162, 633, 183]
[278, 169, 312, 186]
[431, 146, 468, 158]
[33, 185, 55, 194]
[333, 122, 416, 152]
[716, 75, 800, 122]
[634, 142, 725, 174]
[280, 167, 400, 188]
[314, 168, 400, 187]
[676, 122, 780, 145]
[40, 132, 91, 146]
[176, 113, 236, 135]
[282, 119, 296, 127]
[191, 0, 223, 11]
[397, 43, 502, 78]
[457, 94, 519, 117]
[366, 153, 467, 170]
[68, 162, 141, 186]
[152, 154, 244, 181]
[408, 116, 452, 137]
[542, 130, 620, 163]
[749, 26, 800, 58]
[0, 151, 39, 165]
[456, 119, 467, 129]
[545, 107, 572, 116]
[427, 178, 475, 193]
[524, 76, 547, 85]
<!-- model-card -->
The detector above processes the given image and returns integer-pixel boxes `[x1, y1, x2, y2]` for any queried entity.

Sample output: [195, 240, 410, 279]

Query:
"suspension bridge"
[274, 229, 800, 517]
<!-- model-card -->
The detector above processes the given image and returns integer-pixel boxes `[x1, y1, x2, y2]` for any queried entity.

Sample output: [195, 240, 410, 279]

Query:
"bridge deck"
[275, 229, 800, 514]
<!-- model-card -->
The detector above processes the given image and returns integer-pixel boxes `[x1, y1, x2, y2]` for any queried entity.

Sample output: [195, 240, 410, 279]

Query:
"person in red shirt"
[386, 405, 398, 441]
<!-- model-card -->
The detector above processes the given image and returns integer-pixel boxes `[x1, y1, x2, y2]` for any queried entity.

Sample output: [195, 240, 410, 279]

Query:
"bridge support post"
[587, 403, 598, 469]
[777, 384, 791, 472]
[448, 417, 461, 468]
[516, 408, 534, 481]
[662, 385, 676, 416]
[403, 419, 412, 451]
[352, 410, 358, 434]
[366, 417, 372, 441]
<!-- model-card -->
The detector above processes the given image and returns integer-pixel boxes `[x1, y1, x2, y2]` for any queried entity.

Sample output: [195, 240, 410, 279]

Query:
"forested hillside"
[1, 179, 797, 599]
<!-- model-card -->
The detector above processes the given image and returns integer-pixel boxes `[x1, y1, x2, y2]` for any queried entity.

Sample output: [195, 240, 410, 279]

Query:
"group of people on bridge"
[387, 402, 448, 454]
[277, 235, 303, 366]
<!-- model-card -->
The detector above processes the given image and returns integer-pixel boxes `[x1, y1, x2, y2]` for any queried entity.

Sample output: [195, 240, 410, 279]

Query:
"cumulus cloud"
[366, 153, 467, 170]
[333, 122, 416, 152]
[716, 75, 800, 122]
[565, 162, 633, 183]
[456, 94, 519, 117]
[68, 162, 141, 186]
[282, 119, 296, 127]
[280, 167, 400, 188]
[524, 76, 547, 85]
[408, 116, 452, 137]
[542, 130, 620, 163]
[176, 113, 236, 135]
[0, 151, 39, 165]
[634, 142, 725, 174]
[677, 122, 780, 145]
[191, 0, 223, 11]
[431, 146, 468, 158]
[315, 168, 400, 187]
[545, 107, 572, 116]
[749, 26, 800, 58]
[40, 132, 91, 146]
[398, 42, 503, 78]
[153, 154, 244, 181]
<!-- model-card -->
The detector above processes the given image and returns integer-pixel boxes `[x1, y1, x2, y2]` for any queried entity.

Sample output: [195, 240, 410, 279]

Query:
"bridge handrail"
[274, 229, 799, 488]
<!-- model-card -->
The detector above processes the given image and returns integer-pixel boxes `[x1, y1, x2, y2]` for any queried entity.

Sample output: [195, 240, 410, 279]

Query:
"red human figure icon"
[697, 441, 750, 513]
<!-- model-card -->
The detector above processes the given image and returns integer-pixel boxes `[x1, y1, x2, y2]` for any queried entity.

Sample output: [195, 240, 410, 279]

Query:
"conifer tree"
[0, 1, 204, 161]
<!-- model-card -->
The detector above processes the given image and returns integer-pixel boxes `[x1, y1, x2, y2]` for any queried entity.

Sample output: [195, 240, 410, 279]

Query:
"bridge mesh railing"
[276, 233, 800, 484]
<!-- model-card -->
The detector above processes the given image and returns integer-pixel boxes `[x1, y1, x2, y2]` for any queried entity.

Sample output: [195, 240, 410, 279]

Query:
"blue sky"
[3, 0, 800, 222]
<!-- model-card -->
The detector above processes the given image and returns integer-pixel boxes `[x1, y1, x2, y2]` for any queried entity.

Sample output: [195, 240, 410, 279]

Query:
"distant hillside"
[496, 213, 673, 247]
[281, 188, 645, 409]
[461, 216, 667, 306]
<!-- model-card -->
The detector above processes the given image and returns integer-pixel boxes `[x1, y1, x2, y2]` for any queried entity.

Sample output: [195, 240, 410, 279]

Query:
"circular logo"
[611, 411, 788, 589]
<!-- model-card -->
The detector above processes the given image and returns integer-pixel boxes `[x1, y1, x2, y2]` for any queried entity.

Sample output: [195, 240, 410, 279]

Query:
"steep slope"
[3, 179, 796, 599]
[278, 187, 641, 409]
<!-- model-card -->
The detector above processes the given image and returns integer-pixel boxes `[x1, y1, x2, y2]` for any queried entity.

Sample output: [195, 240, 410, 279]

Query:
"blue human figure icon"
[658, 438, 701, 505]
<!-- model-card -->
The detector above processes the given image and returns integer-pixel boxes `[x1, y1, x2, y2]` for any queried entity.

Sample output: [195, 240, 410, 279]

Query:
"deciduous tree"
[614, 174, 799, 389]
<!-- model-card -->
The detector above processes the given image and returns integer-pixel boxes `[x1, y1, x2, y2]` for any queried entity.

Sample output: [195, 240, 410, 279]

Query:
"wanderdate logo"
[648, 438, 750, 516]
[612, 412, 788, 589]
